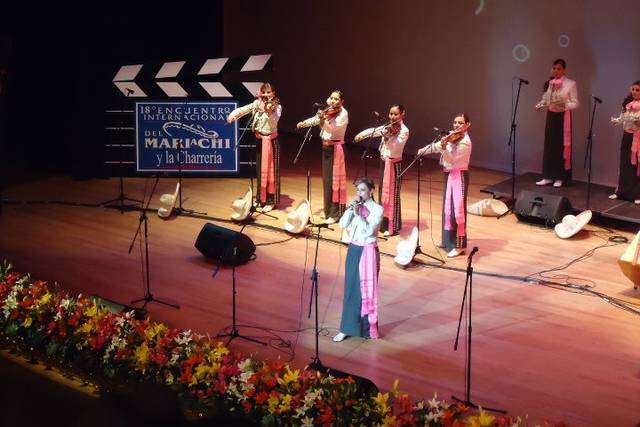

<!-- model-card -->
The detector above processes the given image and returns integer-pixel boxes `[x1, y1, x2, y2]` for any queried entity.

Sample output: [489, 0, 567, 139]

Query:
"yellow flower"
[277, 367, 300, 387]
[78, 322, 93, 334]
[37, 292, 52, 306]
[466, 408, 496, 427]
[192, 361, 219, 386]
[209, 342, 230, 361]
[380, 414, 397, 427]
[267, 395, 280, 414]
[134, 342, 150, 368]
[279, 394, 292, 412]
[373, 392, 390, 415]
[22, 317, 33, 328]
[145, 322, 167, 341]
[84, 303, 98, 318]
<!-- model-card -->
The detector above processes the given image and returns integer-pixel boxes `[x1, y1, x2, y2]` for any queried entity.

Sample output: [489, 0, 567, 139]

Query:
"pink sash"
[352, 238, 379, 339]
[626, 101, 640, 175]
[563, 111, 572, 170]
[323, 140, 347, 204]
[381, 157, 401, 233]
[257, 131, 277, 202]
[444, 169, 466, 237]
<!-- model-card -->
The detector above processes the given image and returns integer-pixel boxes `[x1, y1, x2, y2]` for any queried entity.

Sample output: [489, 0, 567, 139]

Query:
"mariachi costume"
[228, 99, 282, 207]
[299, 108, 349, 220]
[354, 122, 409, 235]
[421, 132, 472, 253]
[537, 76, 579, 181]
[612, 100, 640, 201]
[338, 199, 383, 339]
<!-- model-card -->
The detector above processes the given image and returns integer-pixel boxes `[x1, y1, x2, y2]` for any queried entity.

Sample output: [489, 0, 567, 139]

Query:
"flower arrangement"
[0, 261, 561, 426]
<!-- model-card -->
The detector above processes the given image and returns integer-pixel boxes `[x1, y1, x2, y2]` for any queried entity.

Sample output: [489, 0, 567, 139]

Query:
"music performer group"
[226, 60, 640, 342]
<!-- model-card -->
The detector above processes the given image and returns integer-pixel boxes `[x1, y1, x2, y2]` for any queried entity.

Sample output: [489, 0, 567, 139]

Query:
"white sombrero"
[157, 183, 180, 219]
[394, 226, 419, 266]
[468, 198, 509, 217]
[554, 210, 592, 239]
[284, 200, 311, 234]
[231, 187, 253, 222]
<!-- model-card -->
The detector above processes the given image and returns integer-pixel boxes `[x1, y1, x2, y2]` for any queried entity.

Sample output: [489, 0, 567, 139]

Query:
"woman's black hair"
[354, 176, 375, 192]
[390, 104, 405, 114]
[455, 113, 470, 123]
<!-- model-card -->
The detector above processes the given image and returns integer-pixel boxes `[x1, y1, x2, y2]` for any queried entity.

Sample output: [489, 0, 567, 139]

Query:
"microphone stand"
[307, 221, 332, 370]
[583, 96, 600, 210]
[498, 78, 526, 219]
[399, 136, 445, 265]
[100, 89, 143, 214]
[174, 94, 207, 217]
[294, 104, 321, 165]
[452, 247, 506, 414]
[216, 221, 267, 346]
[129, 176, 180, 310]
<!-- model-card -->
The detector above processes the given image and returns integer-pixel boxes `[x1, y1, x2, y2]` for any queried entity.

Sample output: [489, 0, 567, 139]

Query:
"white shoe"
[262, 204, 273, 213]
[608, 194, 618, 200]
[447, 248, 465, 258]
[325, 217, 335, 224]
[536, 179, 553, 186]
[553, 180, 563, 187]
[333, 332, 347, 342]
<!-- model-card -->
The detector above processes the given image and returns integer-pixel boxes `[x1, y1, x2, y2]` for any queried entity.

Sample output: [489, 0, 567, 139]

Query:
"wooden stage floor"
[1, 145, 639, 426]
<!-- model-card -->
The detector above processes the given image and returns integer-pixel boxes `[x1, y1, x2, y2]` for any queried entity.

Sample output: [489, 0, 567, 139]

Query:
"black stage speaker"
[195, 223, 256, 265]
[514, 189, 572, 226]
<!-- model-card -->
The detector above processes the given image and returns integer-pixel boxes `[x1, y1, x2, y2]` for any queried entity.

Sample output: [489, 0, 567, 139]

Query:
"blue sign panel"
[135, 102, 238, 173]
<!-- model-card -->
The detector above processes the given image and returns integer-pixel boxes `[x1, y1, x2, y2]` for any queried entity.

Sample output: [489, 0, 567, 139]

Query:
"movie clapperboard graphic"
[104, 54, 273, 177]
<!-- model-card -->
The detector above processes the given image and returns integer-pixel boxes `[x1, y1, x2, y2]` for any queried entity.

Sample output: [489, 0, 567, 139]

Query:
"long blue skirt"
[340, 244, 380, 337]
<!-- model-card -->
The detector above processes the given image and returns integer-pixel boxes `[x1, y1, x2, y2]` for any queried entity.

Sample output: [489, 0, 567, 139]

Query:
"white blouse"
[355, 122, 410, 160]
[537, 76, 579, 112]
[228, 100, 282, 136]
[421, 133, 472, 171]
[299, 108, 349, 141]
[339, 199, 383, 244]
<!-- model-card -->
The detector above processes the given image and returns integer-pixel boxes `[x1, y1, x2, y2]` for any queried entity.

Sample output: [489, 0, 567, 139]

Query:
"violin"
[441, 122, 470, 145]
[259, 95, 280, 114]
[382, 120, 402, 138]
[319, 105, 342, 121]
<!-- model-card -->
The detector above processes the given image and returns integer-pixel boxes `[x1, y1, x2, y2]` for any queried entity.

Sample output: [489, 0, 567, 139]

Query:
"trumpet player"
[417, 114, 472, 258]
[610, 80, 640, 204]
[534, 59, 579, 188]
[227, 82, 282, 212]
[297, 90, 349, 223]
[354, 104, 409, 236]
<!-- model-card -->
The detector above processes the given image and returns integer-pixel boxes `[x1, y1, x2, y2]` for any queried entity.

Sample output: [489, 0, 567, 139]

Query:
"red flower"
[255, 391, 269, 405]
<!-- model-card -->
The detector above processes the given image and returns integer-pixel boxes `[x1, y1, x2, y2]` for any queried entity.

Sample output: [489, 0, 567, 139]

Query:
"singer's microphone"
[516, 77, 529, 85]
[125, 87, 134, 95]
[592, 95, 603, 104]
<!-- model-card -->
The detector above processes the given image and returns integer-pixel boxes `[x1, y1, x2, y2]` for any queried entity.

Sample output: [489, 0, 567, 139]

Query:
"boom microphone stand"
[174, 95, 207, 216]
[584, 95, 602, 210]
[101, 88, 143, 214]
[399, 135, 446, 264]
[359, 111, 383, 177]
[452, 247, 505, 413]
[498, 77, 528, 219]
[216, 221, 267, 346]
[129, 176, 179, 310]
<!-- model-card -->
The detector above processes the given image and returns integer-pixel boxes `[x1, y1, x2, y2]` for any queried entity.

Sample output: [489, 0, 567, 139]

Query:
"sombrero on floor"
[157, 183, 180, 219]
[231, 187, 253, 222]
[554, 210, 592, 239]
[284, 199, 311, 234]
[394, 226, 419, 266]
[468, 198, 509, 217]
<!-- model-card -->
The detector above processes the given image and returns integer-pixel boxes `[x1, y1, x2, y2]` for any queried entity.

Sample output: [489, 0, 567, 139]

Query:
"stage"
[1, 139, 639, 426]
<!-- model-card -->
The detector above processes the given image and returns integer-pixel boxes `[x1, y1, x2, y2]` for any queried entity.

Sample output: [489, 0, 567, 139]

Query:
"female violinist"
[354, 104, 409, 236]
[297, 90, 349, 223]
[417, 113, 472, 258]
[227, 82, 282, 212]
[610, 80, 640, 203]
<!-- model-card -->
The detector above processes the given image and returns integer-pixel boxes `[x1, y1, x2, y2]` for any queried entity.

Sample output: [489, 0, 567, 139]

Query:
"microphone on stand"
[516, 77, 529, 85]
[313, 102, 326, 109]
[592, 95, 603, 104]
[468, 246, 479, 258]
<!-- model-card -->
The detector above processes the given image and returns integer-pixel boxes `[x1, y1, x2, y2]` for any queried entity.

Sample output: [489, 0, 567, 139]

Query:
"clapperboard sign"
[135, 102, 238, 173]
[105, 54, 272, 177]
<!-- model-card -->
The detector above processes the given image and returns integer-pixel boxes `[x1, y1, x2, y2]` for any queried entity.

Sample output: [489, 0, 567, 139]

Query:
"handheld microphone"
[125, 87, 134, 95]
[516, 77, 529, 85]
[592, 95, 603, 104]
